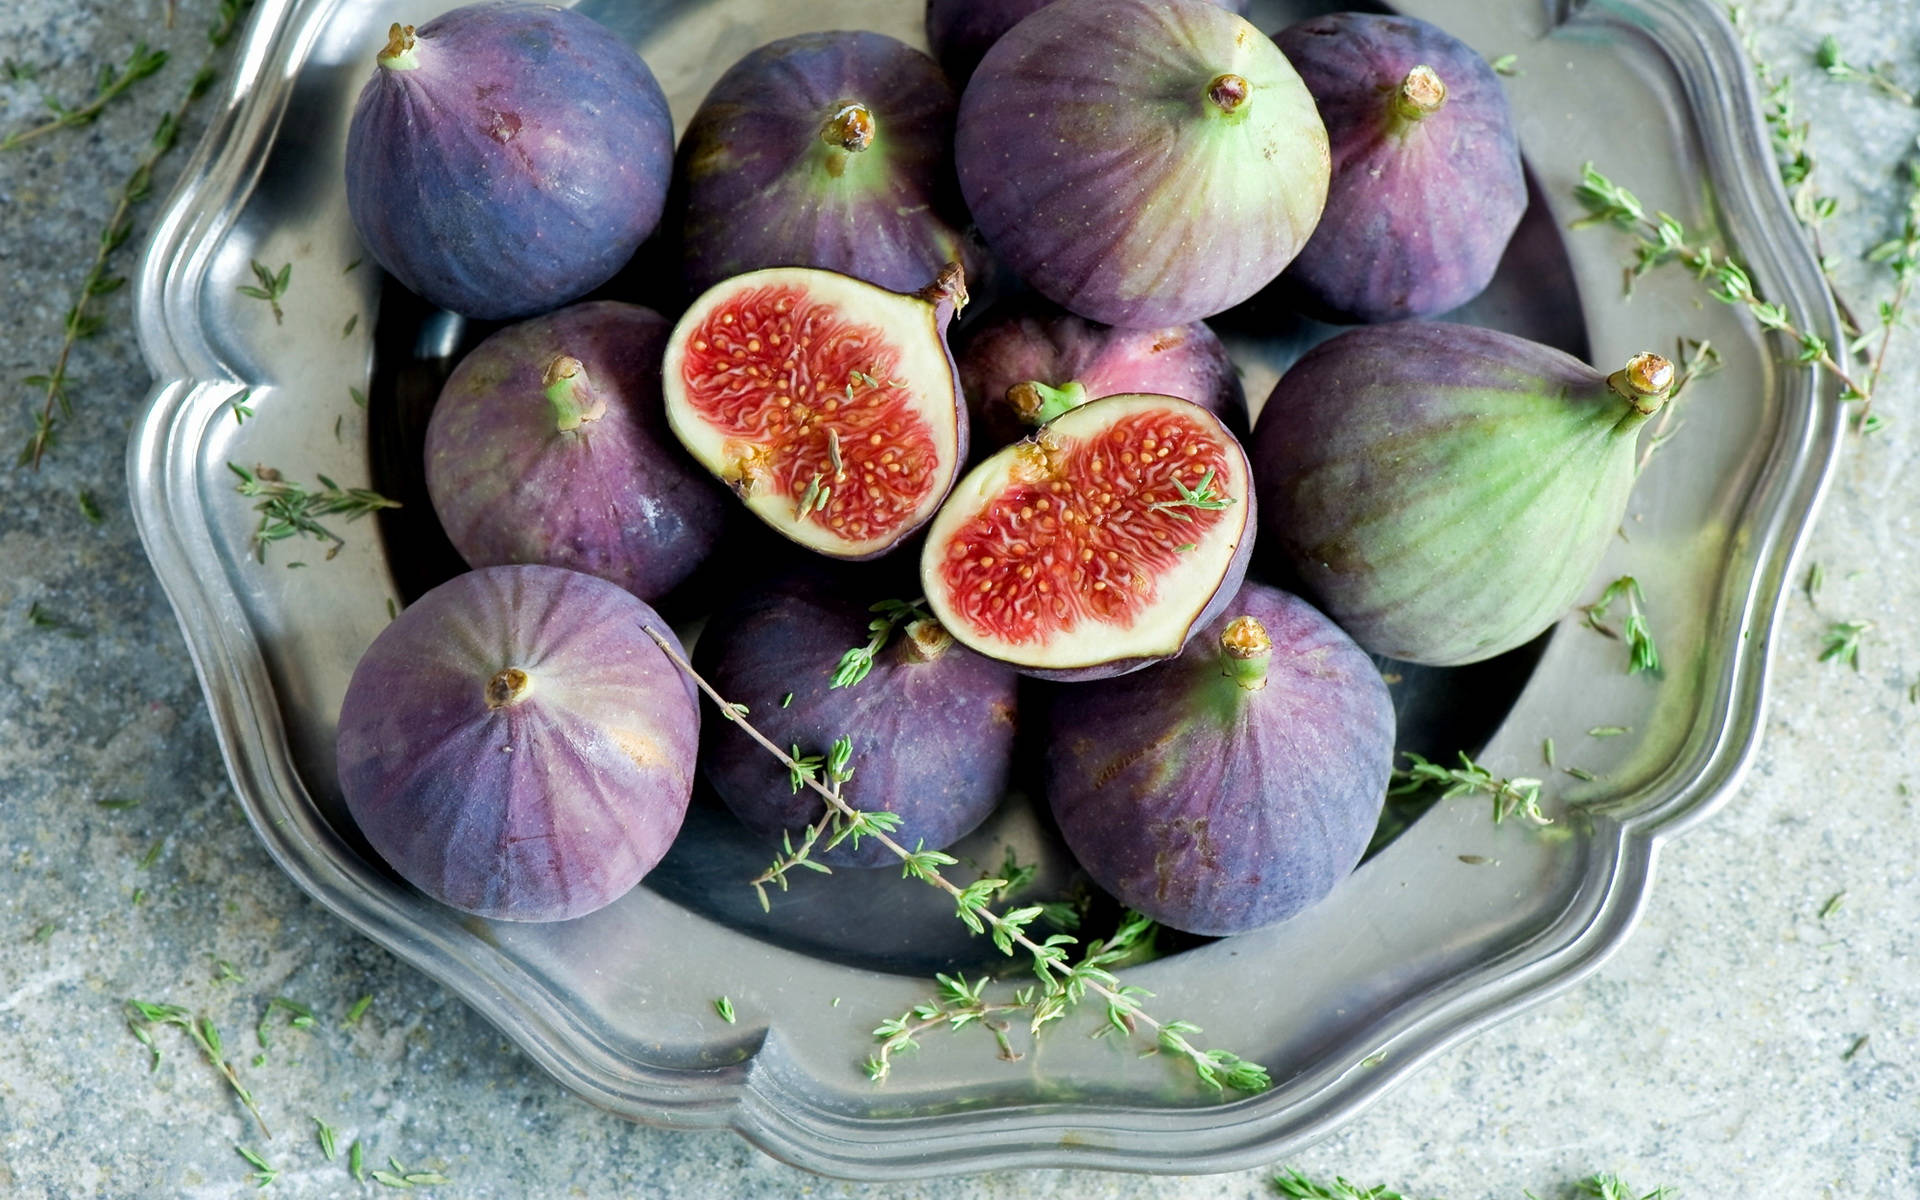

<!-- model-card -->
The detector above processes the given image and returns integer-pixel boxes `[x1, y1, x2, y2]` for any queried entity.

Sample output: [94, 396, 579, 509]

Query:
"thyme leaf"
[1580, 576, 1660, 675]
[1820, 619, 1871, 670]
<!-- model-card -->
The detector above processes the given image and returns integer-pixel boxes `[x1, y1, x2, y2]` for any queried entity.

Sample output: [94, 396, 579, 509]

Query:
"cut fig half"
[920, 393, 1255, 680]
[663, 265, 968, 559]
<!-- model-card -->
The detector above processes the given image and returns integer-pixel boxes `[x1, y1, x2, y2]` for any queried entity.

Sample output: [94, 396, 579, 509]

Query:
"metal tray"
[129, 0, 1842, 1179]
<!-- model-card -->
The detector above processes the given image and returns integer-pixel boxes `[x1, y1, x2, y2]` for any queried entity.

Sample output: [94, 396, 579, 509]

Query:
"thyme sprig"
[0, 41, 169, 152]
[829, 597, 931, 688]
[1390, 751, 1549, 826]
[640, 626, 1270, 1094]
[236, 259, 291, 324]
[123, 1000, 271, 1138]
[1815, 34, 1914, 106]
[20, 0, 254, 469]
[867, 972, 1027, 1079]
[1580, 576, 1661, 675]
[1273, 1167, 1415, 1200]
[228, 462, 399, 561]
[750, 735, 891, 911]
[234, 1144, 277, 1187]
[1145, 466, 1236, 521]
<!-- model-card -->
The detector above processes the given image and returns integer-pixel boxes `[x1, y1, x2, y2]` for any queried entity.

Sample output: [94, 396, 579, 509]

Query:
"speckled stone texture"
[4, 0, 1920, 1196]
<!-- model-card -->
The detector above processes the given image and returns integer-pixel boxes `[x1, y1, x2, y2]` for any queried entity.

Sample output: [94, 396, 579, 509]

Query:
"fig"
[955, 299, 1246, 449]
[1045, 581, 1394, 935]
[1250, 323, 1675, 666]
[335, 566, 698, 922]
[423, 301, 728, 602]
[662, 264, 969, 560]
[344, 2, 674, 320]
[1273, 12, 1527, 323]
[925, 0, 1251, 86]
[693, 574, 1019, 869]
[954, 0, 1329, 328]
[921, 393, 1254, 680]
[673, 31, 977, 298]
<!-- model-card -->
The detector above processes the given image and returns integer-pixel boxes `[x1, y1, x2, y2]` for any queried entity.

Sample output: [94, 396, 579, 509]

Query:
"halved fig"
[920, 393, 1254, 680]
[662, 265, 968, 559]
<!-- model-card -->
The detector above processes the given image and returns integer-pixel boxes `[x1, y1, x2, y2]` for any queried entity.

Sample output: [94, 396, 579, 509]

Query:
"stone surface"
[4, 0, 1920, 1196]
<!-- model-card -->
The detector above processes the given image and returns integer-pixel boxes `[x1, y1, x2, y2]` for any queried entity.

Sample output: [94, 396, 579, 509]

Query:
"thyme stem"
[0, 42, 169, 152]
[641, 625, 1269, 1094]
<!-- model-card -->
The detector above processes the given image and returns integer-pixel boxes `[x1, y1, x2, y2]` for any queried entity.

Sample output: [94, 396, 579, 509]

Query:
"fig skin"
[344, 2, 674, 320]
[693, 574, 1019, 869]
[925, 0, 1251, 86]
[423, 302, 728, 603]
[1274, 12, 1526, 324]
[955, 299, 1247, 449]
[673, 31, 978, 298]
[1046, 582, 1394, 936]
[1251, 323, 1673, 666]
[336, 566, 699, 923]
[954, 0, 1329, 329]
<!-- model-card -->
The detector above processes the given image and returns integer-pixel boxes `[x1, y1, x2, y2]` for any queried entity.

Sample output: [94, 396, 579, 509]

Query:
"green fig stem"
[543, 354, 605, 431]
[1207, 73, 1251, 117]
[1391, 65, 1448, 123]
[1607, 351, 1677, 419]
[486, 667, 531, 709]
[900, 618, 953, 664]
[1219, 616, 1271, 691]
[820, 101, 875, 153]
[378, 23, 419, 71]
[1007, 379, 1087, 426]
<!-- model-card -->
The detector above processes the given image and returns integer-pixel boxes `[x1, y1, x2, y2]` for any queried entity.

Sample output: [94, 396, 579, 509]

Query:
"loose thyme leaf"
[1820, 619, 1871, 669]
[344, 993, 373, 1025]
[713, 996, 736, 1024]
[78, 490, 104, 524]
[1580, 576, 1660, 675]
[1490, 53, 1520, 76]
[1818, 890, 1846, 919]
[313, 1116, 339, 1160]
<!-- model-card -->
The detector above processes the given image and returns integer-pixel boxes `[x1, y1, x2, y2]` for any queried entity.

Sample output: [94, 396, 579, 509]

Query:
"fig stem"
[1607, 351, 1677, 418]
[916, 261, 970, 316]
[900, 618, 953, 664]
[542, 355, 606, 431]
[1007, 379, 1087, 427]
[485, 667, 531, 709]
[378, 23, 419, 71]
[819, 101, 875, 153]
[1391, 65, 1448, 123]
[1207, 73, 1250, 116]
[1219, 616, 1271, 691]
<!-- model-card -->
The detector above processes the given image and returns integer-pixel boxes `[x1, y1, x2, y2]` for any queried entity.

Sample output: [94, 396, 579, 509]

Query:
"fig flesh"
[921, 392, 1254, 680]
[1046, 582, 1394, 935]
[673, 31, 977, 297]
[336, 566, 698, 923]
[925, 0, 1251, 86]
[662, 265, 969, 560]
[693, 574, 1019, 869]
[1251, 323, 1674, 666]
[423, 301, 727, 602]
[344, 3, 674, 320]
[1274, 12, 1527, 323]
[955, 299, 1246, 449]
[954, 0, 1329, 328]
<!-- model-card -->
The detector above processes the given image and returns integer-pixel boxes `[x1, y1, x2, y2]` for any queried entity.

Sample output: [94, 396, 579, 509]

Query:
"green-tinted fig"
[1273, 13, 1525, 323]
[1250, 323, 1674, 666]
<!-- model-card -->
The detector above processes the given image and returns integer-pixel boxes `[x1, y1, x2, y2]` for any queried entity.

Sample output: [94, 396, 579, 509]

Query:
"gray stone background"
[4, 0, 1918, 1195]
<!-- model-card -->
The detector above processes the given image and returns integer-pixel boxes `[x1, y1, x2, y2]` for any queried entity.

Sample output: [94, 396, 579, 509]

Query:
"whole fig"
[673, 31, 976, 297]
[1273, 12, 1526, 323]
[336, 566, 698, 923]
[694, 574, 1019, 869]
[1251, 323, 1675, 666]
[955, 299, 1246, 449]
[955, 0, 1329, 328]
[424, 301, 727, 602]
[1046, 581, 1394, 936]
[345, 2, 674, 320]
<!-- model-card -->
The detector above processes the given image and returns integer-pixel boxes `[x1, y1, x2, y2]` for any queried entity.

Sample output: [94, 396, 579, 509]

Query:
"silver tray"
[129, 0, 1842, 1179]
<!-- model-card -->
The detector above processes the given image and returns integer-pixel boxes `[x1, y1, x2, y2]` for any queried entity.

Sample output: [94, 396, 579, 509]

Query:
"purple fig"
[344, 2, 674, 320]
[1045, 581, 1395, 935]
[673, 31, 979, 298]
[954, 299, 1246, 448]
[1251, 323, 1676, 666]
[920, 393, 1254, 681]
[1273, 12, 1527, 323]
[954, 0, 1329, 328]
[423, 301, 728, 602]
[336, 566, 698, 922]
[662, 264, 969, 560]
[693, 575, 1019, 869]
[924, 0, 1251, 86]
